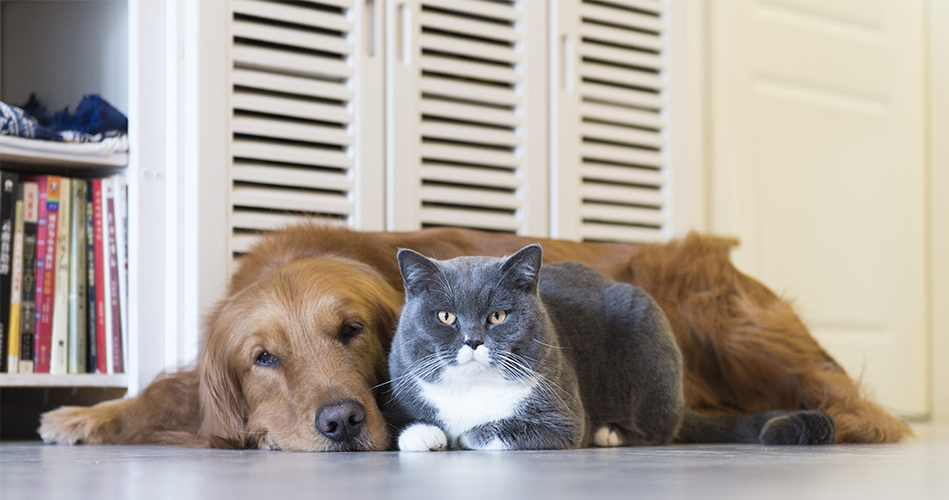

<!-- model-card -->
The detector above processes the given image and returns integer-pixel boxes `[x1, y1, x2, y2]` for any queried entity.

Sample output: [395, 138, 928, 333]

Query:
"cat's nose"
[464, 338, 484, 349]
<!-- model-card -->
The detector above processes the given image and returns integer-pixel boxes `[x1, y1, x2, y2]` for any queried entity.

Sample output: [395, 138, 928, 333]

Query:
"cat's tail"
[674, 409, 835, 445]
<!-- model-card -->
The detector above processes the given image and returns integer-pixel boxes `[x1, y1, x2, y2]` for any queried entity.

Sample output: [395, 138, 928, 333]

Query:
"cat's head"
[392, 244, 549, 380]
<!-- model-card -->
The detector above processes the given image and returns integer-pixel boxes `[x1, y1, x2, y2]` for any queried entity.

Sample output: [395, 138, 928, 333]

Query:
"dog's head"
[198, 256, 401, 451]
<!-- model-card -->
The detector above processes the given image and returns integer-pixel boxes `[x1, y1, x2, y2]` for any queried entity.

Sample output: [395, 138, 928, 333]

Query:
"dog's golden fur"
[39, 223, 910, 449]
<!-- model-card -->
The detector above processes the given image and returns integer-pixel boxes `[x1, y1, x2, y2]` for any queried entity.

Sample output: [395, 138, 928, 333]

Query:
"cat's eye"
[255, 351, 280, 368]
[488, 310, 507, 325]
[437, 311, 457, 325]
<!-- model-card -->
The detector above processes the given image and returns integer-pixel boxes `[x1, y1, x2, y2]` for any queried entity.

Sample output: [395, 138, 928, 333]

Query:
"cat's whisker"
[533, 339, 564, 349]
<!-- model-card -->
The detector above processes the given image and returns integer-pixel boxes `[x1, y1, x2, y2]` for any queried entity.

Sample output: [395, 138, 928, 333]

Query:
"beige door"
[708, 0, 928, 416]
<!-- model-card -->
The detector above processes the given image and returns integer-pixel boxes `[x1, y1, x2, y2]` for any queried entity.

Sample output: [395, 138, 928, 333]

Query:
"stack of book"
[0, 171, 128, 375]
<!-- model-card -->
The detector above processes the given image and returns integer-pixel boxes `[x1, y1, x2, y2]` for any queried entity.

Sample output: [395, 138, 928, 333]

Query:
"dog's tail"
[674, 408, 835, 445]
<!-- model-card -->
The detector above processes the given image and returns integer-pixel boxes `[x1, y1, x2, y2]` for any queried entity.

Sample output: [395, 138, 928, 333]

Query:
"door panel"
[709, 0, 928, 415]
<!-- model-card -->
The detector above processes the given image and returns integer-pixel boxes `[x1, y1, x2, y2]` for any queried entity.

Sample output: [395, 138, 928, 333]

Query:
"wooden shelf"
[0, 373, 128, 388]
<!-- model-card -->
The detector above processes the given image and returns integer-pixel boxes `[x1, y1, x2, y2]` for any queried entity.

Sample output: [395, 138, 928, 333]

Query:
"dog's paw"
[593, 425, 625, 447]
[398, 423, 448, 452]
[39, 406, 115, 445]
[760, 410, 835, 445]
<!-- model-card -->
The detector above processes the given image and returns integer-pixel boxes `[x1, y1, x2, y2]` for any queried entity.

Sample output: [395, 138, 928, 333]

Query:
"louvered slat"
[581, 183, 664, 208]
[419, 78, 519, 107]
[420, 186, 520, 211]
[229, 0, 358, 256]
[581, 143, 663, 168]
[231, 164, 354, 191]
[422, 0, 518, 22]
[582, 165, 664, 187]
[419, 33, 520, 64]
[231, 116, 352, 146]
[420, 123, 520, 148]
[231, 140, 353, 169]
[419, 165, 521, 190]
[579, 23, 664, 53]
[231, 69, 354, 101]
[580, 122, 664, 149]
[579, 2, 663, 33]
[232, 185, 353, 214]
[420, 144, 519, 170]
[231, 20, 353, 55]
[419, 55, 520, 85]
[581, 101, 664, 129]
[232, 0, 353, 33]
[420, 100, 521, 128]
[231, 46, 352, 80]
[420, 208, 521, 232]
[419, 11, 520, 43]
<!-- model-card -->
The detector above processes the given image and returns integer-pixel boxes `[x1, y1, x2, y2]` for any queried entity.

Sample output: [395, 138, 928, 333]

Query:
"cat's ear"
[397, 249, 440, 294]
[500, 243, 543, 292]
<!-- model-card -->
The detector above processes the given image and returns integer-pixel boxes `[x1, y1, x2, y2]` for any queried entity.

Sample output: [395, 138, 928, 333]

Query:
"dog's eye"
[437, 311, 456, 325]
[255, 351, 280, 368]
[488, 310, 507, 325]
[339, 323, 363, 343]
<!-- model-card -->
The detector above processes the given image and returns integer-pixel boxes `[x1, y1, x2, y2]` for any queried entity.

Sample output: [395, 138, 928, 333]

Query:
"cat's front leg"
[459, 418, 580, 451]
[397, 422, 449, 452]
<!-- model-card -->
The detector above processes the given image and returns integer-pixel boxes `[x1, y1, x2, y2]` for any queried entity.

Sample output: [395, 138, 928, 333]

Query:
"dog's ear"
[397, 249, 441, 294]
[198, 311, 247, 449]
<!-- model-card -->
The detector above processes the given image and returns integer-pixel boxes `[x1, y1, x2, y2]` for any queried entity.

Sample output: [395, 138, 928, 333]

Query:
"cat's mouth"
[456, 345, 492, 369]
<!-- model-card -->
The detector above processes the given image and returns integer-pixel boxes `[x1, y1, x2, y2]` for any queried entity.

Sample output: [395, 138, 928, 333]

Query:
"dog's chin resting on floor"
[38, 222, 911, 451]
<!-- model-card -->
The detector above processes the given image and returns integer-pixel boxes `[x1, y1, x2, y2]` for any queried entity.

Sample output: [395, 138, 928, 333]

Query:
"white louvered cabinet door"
[386, 0, 549, 236]
[226, 0, 383, 258]
[551, 0, 667, 243]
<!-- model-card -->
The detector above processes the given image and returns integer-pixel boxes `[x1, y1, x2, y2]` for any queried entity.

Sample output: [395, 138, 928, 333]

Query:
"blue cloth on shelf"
[0, 101, 64, 141]
[1, 94, 127, 143]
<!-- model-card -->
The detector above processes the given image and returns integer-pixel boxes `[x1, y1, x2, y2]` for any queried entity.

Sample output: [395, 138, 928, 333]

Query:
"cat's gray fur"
[385, 244, 835, 451]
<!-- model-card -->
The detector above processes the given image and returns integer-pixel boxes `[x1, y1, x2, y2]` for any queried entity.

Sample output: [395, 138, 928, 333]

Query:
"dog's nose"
[316, 400, 366, 443]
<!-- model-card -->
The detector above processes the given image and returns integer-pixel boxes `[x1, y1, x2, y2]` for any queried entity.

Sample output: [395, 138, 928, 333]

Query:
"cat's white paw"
[593, 425, 624, 447]
[398, 423, 448, 452]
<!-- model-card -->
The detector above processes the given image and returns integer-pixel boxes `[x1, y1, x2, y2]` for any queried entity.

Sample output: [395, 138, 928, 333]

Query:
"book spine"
[35, 176, 61, 373]
[7, 195, 25, 373]
[103, 179, 119, 373]
[85, 180, 96, 373]
[68, 180, 87, 374]
[50, 178, 71, 375]
[19, 182, 39, 373]
[32, 176, 47, 372]
[93, 179, 107, 374]
[0, 171, 18, 373]
[113, 175, 128, 373]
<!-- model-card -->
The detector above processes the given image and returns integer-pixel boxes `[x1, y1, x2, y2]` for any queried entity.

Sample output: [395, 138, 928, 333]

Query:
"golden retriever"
[39, 223, 910, 450]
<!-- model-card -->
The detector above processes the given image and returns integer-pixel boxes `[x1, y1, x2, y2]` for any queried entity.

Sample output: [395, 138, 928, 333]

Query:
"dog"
[39, 222, 911, 450]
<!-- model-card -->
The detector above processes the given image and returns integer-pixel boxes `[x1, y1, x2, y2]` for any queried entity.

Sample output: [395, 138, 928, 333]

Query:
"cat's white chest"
[416, 364, 536, 440]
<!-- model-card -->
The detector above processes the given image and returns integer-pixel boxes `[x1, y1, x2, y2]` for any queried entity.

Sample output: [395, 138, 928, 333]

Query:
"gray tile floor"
[2, 422, 948, 500]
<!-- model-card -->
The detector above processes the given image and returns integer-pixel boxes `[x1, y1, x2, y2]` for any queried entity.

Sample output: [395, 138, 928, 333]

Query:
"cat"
[385, 244, 836, 451]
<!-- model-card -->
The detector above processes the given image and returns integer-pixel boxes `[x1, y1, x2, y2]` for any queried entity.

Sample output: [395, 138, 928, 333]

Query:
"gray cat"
[385, 244, 835, 451]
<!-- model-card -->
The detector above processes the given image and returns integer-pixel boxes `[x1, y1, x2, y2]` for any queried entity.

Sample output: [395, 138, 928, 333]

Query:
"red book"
[92, 179, 107, 374]
[105, 180, 122, 373]
[34, 176, 61, 373]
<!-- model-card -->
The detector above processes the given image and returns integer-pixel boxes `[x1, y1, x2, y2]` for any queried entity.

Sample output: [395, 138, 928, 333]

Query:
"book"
[85, 180, 97, 373]
[0, 171, 17, 373]
[18, 181, 39, 374]
[68, 180, 88, 374]
[113, 175, 128, 372]
[35, 176, 61, 373]
[33, 176, 47, 372]
[92, 178, 107, 374]
[6, 194, 25, 373]
[103, 178, 121, 373]
[50, 178, 71, 374]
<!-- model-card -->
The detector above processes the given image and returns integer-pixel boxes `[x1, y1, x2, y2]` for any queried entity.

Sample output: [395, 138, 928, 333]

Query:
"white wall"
[1, 0, 128, 113]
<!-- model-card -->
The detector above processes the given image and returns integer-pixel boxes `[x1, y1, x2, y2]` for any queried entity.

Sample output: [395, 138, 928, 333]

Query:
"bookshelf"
[0, 1, 165, 436]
